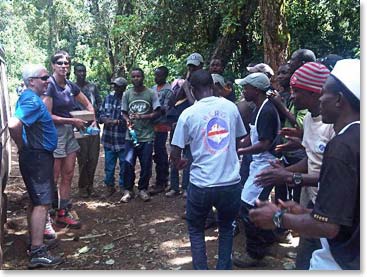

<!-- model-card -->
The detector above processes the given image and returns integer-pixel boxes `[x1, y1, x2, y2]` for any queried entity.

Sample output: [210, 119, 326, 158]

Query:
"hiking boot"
[56, 209, 81, 229]
[28, 245, 63, 269]
[119, 190, 133, 203]
[103, 186, 116, 198]
[233, 252, 262, 268]
[165, 189, 180, 198]
[148, 185, 165, 195]
[44, 219, 57, 240]
[138, 190, 150, 202]
[27, 239, 59, 256]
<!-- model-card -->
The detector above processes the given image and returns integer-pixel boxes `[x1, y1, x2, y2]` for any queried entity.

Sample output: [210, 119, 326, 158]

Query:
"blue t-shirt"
[15, 89, 57, 152]
[44, 76, 80, 118]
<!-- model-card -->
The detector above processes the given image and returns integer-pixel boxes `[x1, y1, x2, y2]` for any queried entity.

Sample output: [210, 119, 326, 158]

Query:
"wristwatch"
[292, 172, 303, 186]
[273, 209, 286, 228]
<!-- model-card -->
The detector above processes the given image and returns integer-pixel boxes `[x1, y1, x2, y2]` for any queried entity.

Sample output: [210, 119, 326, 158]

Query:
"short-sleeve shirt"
[301, 113, 335, 206]
[44, 76, 80, 118]
[251, 100, 279, 151]
[15, 89, 57, 152]
[171, 96, 247, 188]
[122, 87, 160, 142]
[311, 123, 360, 270]
[151, 83, 173, 125]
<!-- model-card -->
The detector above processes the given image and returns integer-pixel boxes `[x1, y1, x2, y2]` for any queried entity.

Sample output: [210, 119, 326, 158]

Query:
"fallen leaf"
[103, 243, 115, 251]
[105, 259, 115, 265]
[78, 246, 90, 254]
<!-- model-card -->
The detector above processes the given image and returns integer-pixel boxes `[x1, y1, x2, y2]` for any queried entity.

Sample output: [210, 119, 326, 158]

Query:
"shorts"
[19, 149, 56, 206]
[53, 124, 80, 158]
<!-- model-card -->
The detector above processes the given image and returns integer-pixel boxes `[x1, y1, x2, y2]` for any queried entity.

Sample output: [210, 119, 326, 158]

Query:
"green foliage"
[0, 0, 360, 101]
[286, 0, 360, 58]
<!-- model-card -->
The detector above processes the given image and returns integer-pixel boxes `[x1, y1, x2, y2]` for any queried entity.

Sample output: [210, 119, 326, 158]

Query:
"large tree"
[260, 0, 289, 72]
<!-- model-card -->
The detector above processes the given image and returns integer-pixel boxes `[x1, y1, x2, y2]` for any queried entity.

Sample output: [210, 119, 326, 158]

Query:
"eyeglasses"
[55, 61, 70, 66]
[30, 75, 50, 81]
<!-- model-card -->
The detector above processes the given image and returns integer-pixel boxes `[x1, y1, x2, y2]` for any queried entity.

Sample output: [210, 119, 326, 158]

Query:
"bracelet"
[272, 209, 287, 228]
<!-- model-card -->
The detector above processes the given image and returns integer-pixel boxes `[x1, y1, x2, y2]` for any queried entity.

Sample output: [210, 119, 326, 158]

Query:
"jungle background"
[0, 0, 360, 103]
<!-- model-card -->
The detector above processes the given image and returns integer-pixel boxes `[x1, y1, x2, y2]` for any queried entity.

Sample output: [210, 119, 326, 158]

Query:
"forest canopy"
[0, 0, 360, 97]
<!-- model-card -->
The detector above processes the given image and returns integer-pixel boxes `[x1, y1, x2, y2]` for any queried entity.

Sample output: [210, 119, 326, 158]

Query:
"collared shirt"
[98, 93, 126, 151]
[15, 89, 57, 152]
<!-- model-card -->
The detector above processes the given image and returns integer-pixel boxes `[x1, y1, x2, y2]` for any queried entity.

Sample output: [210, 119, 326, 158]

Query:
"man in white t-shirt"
[254, 62, 334, 269]
[250, 59, 360, 270]
[170, 69, 247, 270]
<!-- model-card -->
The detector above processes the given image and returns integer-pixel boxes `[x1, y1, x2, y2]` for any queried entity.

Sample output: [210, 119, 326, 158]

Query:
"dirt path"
[2, 144, 298, 270]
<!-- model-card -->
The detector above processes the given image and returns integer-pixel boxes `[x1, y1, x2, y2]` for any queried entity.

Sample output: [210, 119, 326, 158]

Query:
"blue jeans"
[153, 132, 169, 186]
[123, 141, 153, 191]
[104, 147, 126, 188]
[170, 145, 191, 191]
[186, 182, 242, 270]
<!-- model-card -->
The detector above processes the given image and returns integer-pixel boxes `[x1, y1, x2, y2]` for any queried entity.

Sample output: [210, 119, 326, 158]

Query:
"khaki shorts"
[54, 124, 80, 158]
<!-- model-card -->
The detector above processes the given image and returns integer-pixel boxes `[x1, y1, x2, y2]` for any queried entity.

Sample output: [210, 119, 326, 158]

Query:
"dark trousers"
[123, 141, 153, 191]
[240, 185, 276, 259]
[186, 183, 242, 269]
[295, 200, 322, 269]
[295, 237, 322, 269]
[153, 131, 169, 187]
[76, 135, 100, 193]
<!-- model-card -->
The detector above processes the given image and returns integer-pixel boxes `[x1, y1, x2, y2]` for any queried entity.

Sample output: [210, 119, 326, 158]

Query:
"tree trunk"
[211, 0, 260, 68]
[259, 0, 289, 73]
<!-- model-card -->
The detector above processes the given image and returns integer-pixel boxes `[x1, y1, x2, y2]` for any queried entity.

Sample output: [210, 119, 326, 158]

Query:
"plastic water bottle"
[80, 126, 100, 136]
[128, 126, 139, 147]
[85, 126, 100, 135]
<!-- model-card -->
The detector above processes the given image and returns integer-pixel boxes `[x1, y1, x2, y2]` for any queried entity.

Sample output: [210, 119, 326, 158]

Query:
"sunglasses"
[30, 75, 50, 81]
[55, 61, 70, 66]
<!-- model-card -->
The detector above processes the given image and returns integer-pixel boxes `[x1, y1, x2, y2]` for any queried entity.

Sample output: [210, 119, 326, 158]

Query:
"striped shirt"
[98, 93, 126, 151]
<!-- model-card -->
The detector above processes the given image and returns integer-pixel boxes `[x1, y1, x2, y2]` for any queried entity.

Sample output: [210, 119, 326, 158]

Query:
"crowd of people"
[8, 48, 359, 270]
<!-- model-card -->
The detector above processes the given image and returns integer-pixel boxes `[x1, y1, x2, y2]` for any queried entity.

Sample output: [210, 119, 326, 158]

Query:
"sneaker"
[233, 252, 262, 268]
[44, 220, 57, 240]
[165, 189, 180, 198]
[27, 239, 59, 256]
[28, 245, 63, 268]
[56, 209, 81, 229]
[148, 185, 165, 195]
[138, 190, 150, 202]
[103, 186, 116, 198]
[120, 190, 133, 203]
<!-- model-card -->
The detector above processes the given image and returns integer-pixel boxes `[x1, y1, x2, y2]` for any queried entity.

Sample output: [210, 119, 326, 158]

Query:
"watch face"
[293, 173, 302, 185]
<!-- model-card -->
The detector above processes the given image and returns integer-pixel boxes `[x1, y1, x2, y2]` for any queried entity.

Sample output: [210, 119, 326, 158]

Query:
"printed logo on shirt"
[206, 117, 230, 151]
[316, 141, 327, 153]
[129, 100, 151, 114]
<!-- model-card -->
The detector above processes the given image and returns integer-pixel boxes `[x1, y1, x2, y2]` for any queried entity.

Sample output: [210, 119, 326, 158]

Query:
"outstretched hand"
[279, 127, 303, 138]
[275, 138, 303, 153]
[249, 200, 279, 230]
[278, 199, 309, 215]
[254, 159, 291, 187]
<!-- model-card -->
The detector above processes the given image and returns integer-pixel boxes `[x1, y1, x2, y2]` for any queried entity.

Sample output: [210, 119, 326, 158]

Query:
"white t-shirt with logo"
[300, 112, 335, 207]
[172, 96, 247, 188]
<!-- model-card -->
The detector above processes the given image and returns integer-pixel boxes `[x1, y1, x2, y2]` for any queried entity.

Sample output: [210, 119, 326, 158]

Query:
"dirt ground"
[2, 143, 299, 270]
